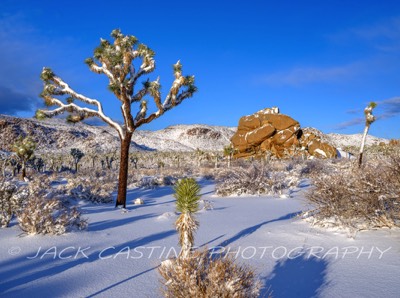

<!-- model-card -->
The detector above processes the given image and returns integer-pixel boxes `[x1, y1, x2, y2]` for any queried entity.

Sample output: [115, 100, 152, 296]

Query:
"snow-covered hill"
[0, 115, 388, 154]
[0, 115, 236, 153]
[326, 133, 388, 148]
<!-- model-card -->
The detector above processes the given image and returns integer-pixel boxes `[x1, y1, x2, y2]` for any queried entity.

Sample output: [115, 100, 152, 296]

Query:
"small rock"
[134, 198, 144, 205]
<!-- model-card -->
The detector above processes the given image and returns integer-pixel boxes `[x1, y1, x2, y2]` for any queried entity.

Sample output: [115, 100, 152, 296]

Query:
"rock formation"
[231, 107, 337, 159]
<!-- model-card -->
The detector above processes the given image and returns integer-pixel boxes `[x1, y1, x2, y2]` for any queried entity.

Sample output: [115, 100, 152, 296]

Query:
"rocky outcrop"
[231, 107, 337, 159]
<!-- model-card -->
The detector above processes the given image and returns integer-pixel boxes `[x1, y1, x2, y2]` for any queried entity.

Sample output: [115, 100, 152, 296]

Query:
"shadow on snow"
[262, 255, 330, 298]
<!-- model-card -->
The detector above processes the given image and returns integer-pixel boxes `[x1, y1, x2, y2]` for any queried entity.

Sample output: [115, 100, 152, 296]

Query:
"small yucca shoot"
[173, 178, 200, 259]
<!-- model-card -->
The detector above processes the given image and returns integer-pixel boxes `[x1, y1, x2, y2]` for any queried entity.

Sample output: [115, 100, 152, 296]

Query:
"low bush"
[215, 163, 299, 197]
[18, 177, 87, 235]
[18, 197, 87, 235]
[0, 179, 28, 228]
[67, 174, 116, 204]
[137, 175, 179, 189]
[305, 152, 400, 230]
[159, 249, 262, 298]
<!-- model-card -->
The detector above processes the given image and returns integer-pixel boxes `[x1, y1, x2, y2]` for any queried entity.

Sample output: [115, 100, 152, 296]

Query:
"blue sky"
[1, 0, 400, 138]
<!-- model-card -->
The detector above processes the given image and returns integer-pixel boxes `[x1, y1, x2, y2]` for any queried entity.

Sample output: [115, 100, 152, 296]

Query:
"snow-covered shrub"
[0, 179, 28, 228]
[137, 176, 159, 189]
[161, 175, 178, 186]
[216, 163, 299, 197]
[18, 196, 87, 235]
[299, 158, 332, 178]
[137, 175, 179, 188]
[18, 177, 87, 235]
[306, 154, 400, 230]
[67, 174, 115, 204]
[159, 249, 262, 298]
[200, 199, 214, 210]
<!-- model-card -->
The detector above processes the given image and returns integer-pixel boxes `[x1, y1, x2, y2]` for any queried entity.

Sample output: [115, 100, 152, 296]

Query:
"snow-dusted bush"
[18, 196, 87, 235]
[216, 163, 299, 197]
[299, 158, 332, 178]
[0, 179, 28, 228]
[67, 174, 116, 204]
[306, 154, 400, 230]
[18, 177, 87, 235]
[159, 249, 262, 298]
[137, 175, 179, 189]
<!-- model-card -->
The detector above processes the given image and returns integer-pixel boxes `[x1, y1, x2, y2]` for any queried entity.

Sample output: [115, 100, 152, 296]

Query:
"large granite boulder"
[231, 107, 337, 159]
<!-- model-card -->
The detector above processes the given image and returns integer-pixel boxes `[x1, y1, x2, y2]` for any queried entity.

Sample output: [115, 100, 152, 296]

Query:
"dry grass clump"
[216, 163, 299, 197]
[159, 249, 262, 298]
[306, 152, 400, 230]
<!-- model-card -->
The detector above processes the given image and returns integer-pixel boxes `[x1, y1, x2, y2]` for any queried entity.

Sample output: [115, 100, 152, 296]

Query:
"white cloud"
[260, 62, 362, 87]
[330, 16, 400, 52]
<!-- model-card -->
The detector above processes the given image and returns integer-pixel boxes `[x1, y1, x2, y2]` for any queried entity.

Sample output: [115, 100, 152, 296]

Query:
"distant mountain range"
[0, 114, 388, 154]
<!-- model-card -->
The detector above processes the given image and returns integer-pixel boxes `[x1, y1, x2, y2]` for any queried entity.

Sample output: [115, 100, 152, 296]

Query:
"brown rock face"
[231, 107, 337, 159]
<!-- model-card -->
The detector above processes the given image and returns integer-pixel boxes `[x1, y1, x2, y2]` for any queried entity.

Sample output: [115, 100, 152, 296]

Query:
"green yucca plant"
[173, 178, 200, 258]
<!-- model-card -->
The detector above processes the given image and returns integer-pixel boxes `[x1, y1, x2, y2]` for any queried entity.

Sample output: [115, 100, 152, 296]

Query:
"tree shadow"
[218, 211, 301, 247]
[0, 230, 176, 295]
[263, 255, 330, 298]
[85, 265, 158, 298]
[88, 213, 159, 232]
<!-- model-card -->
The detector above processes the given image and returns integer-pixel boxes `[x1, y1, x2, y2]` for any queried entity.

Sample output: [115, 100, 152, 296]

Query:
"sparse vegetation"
[306, 149, 400, 231]
[216, 162, 300, 197]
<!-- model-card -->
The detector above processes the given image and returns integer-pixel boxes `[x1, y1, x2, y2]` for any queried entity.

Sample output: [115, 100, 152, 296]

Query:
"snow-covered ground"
[0, 180, 399, 297]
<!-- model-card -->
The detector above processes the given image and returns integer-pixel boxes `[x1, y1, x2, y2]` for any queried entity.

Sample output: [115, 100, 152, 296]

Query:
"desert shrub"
[306, 153, 400, 230]
[0, 179, 28, 228]
[67, 174, 116, 204]
[216, 163, 299, 197]
[137, 175, 179, 189]
[18, 197, 87, 235]
[18, 177, 87, 235]
[299, 158, 334, 178]
[159, 249, 262, 298]
[137, 176, 160, 189]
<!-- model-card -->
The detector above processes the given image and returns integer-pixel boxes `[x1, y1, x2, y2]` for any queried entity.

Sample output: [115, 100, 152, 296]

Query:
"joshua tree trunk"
[358, 102, 377, 168]
[358, 124, 370, 167]
[21, 161, 26, 180]
[177, 213, 196, 259]
[115, 133, 132, 208]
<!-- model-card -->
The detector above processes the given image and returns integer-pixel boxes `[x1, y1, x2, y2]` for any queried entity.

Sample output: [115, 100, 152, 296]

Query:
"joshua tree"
[130, 155, 139, 169]
[358, 102, 377, 167]
[174, 178, 201, 259]
[223, 144, 234, 168]
[70, 148, 85, 172]
[12, 136, 36, 180]
[28, 157, 45, 173]
[36, 29, 197, 208]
